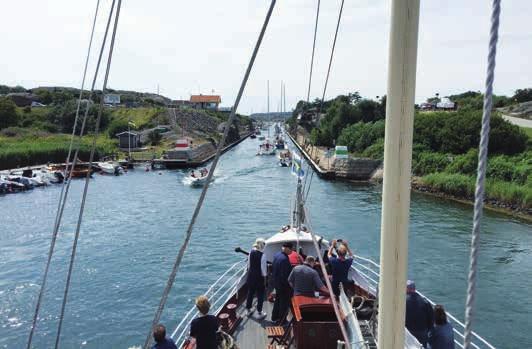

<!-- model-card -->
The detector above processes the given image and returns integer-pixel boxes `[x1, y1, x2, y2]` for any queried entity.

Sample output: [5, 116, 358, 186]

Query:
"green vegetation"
[0, 130, 116, 170]
[288, 88, 532, 211]
[422, 173, 531, 209]
[0, 97, 20, 129]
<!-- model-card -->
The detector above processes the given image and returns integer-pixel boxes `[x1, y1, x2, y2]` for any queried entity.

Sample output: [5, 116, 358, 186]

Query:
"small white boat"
[187, 168, 210, 187]
[98, 162, 122, 175]
[257, 141, 276, 156]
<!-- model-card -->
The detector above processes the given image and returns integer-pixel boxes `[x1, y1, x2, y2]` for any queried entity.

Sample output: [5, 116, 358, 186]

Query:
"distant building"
[436, 98, 456, 110]
[116, 131, 140, 149]
[104, 94, 121, 105]
[190, 94, 221, 110]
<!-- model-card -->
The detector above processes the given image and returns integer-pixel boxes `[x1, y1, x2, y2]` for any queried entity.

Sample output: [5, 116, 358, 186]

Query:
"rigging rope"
[303, 206, 351, 348]
[304, 0, 345, 201]
[142, 1, 278, 348]
[26, 1, 103, 347]
[54, 1, 122, 347]
[463, 0, 501, 348]
[306, 0, 320, 103]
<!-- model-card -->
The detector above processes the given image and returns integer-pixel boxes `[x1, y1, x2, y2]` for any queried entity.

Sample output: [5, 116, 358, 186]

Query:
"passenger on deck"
[271, 242, 294, 324]
[405, 280, 434, 347]
[288, 246, 303, 266]
[288, 256, 330, 297]
[190, 295, 220, 349]
[191, 170, 196, 178]
[152, 324, 177, 349]
[328, 240, 354, 296]
[428, 305, 455, 349]
[246, 238, 267, 319]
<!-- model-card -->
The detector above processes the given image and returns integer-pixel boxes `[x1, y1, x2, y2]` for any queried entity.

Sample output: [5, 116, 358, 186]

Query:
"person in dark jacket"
[328, 240, 354, 296]
[405, 280, 434, 347]
[152, 324, 177, 349]
[271, 242, 294, 324]
[428, 304, 455, 349]
[189, 295, 219, 349]
[246, 238, 267, 319]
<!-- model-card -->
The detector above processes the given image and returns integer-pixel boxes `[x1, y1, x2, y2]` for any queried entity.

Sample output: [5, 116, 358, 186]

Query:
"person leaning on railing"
[152, 324, 178, 349]
[427, 304, 455, 349]
[189, 295, 219, 349]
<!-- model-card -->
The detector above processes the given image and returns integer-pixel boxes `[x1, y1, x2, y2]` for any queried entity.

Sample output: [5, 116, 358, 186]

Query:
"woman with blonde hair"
[189, 295, 219, 349]
[245, 238, 267, 319]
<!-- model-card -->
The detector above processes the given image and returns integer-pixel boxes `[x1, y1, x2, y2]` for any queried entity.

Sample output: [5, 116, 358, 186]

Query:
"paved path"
[501, 114, 532, 128]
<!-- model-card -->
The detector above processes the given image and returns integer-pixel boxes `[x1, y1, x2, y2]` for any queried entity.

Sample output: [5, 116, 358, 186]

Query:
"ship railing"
[171, 259, 247, 346]
[351, 255, 496, 349]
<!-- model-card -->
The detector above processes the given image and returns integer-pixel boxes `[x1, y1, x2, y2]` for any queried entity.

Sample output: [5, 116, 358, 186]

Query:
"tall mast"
[377, 1, 420, 349]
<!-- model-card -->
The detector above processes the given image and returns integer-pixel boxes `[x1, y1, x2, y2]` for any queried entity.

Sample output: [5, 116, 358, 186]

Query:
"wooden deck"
[232, 300, 273, 348]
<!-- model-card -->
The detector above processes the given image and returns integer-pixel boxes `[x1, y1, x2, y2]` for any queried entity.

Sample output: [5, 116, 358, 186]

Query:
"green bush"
[337, 120, 385, 154]
[0, 97, 20, 129]
[421, 173, 531, 209]
[147, 130, 162, 146]
[445, 149, 478, 176]
[413, 152, 451, 176]
[361, 138, 384, 160]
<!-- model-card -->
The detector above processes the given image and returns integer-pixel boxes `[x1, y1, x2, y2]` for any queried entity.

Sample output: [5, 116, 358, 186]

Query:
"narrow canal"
[1, 135, 530, 348]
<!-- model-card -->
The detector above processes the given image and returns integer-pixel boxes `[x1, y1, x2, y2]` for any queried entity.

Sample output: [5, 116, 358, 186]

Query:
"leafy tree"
[0, 97, 20, 129]
[48, 100, 110, 133]
[107, 118, 130, 137]
[413, 152, 451, 176]
[147, 130, 163, 145]
[35, 89, 53, 104]
[512, 88, 532, 103]
[337, 120, 385, 153]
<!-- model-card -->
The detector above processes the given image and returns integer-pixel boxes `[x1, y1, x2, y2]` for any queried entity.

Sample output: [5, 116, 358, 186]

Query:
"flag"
[128, 121, 137, 127]
[291, 153, 305, 178]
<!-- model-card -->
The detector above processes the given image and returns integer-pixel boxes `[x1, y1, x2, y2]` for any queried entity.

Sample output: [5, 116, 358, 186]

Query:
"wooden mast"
[377, 1, 420, 348]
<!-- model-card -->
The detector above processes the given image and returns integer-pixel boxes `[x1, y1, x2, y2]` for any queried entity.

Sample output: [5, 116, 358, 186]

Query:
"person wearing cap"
[328, 239, 354, 296]
[271, 242, 294, 324]
[288, 256, 330, 297]
[405, 280, 434, 347]
[245, 238, 267, 319]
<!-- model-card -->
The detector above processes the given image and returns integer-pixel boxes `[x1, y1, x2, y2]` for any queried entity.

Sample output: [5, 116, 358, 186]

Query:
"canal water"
[1, 135, 530, 348]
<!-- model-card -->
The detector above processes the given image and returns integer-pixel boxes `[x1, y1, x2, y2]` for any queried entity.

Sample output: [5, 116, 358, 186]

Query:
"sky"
[1, 0, 531, 114]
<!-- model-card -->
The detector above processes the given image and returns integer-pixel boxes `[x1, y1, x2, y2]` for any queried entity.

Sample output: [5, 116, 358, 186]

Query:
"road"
[501, 113, 532, 128]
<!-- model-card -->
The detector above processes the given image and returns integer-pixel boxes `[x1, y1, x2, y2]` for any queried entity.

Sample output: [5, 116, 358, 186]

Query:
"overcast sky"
[1, 0, 530, 114]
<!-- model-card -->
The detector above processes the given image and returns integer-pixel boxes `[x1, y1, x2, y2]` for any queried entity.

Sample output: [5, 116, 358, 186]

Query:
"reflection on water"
[0, 136, 530, 348]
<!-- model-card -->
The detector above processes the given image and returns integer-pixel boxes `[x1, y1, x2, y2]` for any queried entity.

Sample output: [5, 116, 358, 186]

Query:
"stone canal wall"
[287, 127, 381, 181]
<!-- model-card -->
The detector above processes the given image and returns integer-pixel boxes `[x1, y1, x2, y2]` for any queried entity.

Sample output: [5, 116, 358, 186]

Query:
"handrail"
[170, 260, 246, 344]
[351, 255, 496, 349]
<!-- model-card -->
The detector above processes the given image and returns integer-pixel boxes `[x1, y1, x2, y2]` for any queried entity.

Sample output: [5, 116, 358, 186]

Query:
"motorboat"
[257, 141, 276, 156]
[275, 136, 286, 150]
[97, 161, 123, 175]
[250, 133, 257, 139]
[187, 168, 210, 187]
[278, 149, 292, 167]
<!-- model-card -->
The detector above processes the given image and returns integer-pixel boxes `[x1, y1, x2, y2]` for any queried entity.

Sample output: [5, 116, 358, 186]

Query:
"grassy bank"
[0, 131, 117, 170]
[420, 173, 531, 210]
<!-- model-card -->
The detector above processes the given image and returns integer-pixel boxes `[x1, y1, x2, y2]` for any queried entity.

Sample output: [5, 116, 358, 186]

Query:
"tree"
[48, 100, 110, 133]
[512, 88, 532, 103]
[147, 130, 162, 145]
[0, 97, 20, 129]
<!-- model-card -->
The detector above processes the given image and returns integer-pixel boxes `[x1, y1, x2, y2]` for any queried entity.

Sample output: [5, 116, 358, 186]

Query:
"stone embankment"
[288, 127, 381, 180]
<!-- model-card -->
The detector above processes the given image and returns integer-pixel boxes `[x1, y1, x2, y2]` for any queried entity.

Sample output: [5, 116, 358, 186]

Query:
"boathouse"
[116, 131, 140, 149]
[190, 94, 221, 110]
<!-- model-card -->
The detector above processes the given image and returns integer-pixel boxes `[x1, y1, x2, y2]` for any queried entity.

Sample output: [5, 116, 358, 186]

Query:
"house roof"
[190, 94, 221, 103]
[116, 131, 138, 136]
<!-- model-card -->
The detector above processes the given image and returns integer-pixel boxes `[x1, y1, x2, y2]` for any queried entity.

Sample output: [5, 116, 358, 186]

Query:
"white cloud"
[0, 0, 530, 113]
